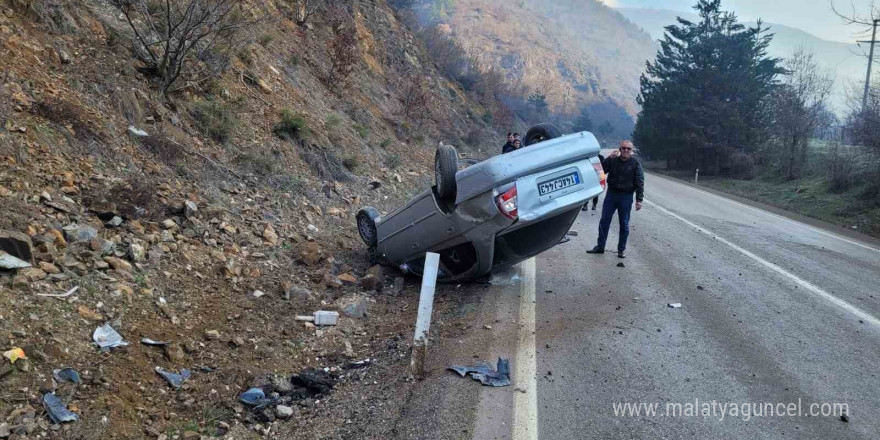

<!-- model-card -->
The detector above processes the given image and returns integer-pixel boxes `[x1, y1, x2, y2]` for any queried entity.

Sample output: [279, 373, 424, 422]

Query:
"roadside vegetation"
[634, 0, 880, 238]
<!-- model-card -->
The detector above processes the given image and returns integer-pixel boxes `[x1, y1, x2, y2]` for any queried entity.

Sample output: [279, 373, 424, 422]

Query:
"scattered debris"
[566, 230, 579, 236]
[253, 290, 266, 298]
[448, 358, 511, 387]
[36, 285, 79, 298]
[92, 324, 129, 350]
[204, 330, 221, 340]
[155, 367, 191, 390]
[43, 392, 79, 423]
[239, 387, 273, 408]
[697, 285, 704, 290]
[667, 303, 682, 309]
[489, 269, 522, 286]
[127, 126, 149, 137]
[315, 311, 339, 326]
[617, 262, 625, 267]
[840, 414, 849, 423]
[52, 367, 81, 384]
[3, 347, 26, 364]
[0, 251, 31, 269]
[140, 338, 169, 346]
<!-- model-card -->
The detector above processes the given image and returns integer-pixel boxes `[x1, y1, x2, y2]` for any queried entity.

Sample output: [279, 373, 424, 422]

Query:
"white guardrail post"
[694, 168, 700, 184]
[410, 252, 440, 380]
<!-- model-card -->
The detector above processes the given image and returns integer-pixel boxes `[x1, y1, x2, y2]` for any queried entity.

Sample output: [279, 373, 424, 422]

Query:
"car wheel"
[356, 207, 380, 247]
[435, 144, 458, 200]
[524, 123, 563, 146]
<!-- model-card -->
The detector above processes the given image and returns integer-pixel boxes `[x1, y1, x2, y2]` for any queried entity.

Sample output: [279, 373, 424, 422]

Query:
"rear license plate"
[538, 172, 580, 196]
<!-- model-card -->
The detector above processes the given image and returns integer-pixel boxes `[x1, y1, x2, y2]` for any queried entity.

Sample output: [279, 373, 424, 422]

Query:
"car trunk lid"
[454, 131, 601, 205]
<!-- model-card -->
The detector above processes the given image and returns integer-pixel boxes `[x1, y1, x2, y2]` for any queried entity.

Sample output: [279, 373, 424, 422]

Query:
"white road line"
[513, 258, 538, 440]
[648, 173, 880, 254]
[646, 199, 880, 328]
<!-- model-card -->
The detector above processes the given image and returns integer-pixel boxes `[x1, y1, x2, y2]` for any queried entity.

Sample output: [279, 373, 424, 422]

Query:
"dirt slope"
[0, 0, 500, 438]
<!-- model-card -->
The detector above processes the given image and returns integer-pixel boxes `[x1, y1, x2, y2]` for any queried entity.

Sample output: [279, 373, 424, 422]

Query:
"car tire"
[356, 207, 380, 247]
[435, 144, 458, 200]
[524, 123, 563, 146]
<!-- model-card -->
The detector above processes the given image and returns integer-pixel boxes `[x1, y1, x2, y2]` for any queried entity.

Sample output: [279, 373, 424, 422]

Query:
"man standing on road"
[587, 140, 644, 258]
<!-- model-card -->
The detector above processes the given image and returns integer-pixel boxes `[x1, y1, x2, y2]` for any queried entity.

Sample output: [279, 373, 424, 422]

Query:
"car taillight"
[496, 186, 518, 220]
[592, 162, 606, 189]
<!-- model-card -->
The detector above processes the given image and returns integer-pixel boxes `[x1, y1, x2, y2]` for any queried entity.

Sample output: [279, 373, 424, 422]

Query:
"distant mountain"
[616, 7, 865, 112]
[441, 0, 657, 117]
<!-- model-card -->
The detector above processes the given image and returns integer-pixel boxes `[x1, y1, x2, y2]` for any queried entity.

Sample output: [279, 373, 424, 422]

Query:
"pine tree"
[572, 107, 594, 132]
[633, 0, 783, 174]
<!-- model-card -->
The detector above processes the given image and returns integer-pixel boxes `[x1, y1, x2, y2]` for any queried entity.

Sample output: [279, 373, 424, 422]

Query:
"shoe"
[582, 205, 589, 211]
[586, 247, 605, 254]
[591, 206, 597, 211]
[617, 250, 626, 258]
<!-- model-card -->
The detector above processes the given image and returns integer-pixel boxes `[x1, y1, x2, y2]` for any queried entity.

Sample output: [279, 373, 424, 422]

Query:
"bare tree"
[324, 23, 359, 89]
[399, 72, 432, 125]
[113, 0, 265, 96]
[770, 48, 834, 180]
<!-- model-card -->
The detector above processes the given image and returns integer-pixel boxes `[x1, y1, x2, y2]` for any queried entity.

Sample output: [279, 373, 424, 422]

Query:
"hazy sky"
[604, 0, 877, 43]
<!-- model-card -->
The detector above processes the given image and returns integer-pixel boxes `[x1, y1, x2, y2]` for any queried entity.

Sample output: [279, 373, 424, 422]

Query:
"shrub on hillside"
[728, 151, 756, 180]
[191, 98, 236, 143]
[274, 109, 309, 141]
[827, 145, 856, 193]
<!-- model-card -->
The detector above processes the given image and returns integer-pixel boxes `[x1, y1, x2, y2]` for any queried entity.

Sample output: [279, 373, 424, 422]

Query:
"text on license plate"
[538, 172, 580, 196]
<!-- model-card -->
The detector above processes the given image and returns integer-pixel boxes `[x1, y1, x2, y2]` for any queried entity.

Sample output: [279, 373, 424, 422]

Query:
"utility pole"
[859, 19, 880, 111]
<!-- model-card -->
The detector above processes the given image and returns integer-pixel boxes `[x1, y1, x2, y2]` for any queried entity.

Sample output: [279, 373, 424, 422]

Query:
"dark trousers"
[596, 190, 634, 252]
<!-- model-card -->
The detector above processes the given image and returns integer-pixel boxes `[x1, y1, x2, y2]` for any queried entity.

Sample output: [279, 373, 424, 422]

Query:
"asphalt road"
[531, 172, 880, 439]
[399, 171, 880, 440]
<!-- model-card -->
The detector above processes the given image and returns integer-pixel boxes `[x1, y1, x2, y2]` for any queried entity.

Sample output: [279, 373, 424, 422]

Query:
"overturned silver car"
[356, 124, 605, 282]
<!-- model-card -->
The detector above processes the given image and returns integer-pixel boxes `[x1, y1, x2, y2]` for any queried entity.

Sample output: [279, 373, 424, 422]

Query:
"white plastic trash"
[314, 311, 339, 326]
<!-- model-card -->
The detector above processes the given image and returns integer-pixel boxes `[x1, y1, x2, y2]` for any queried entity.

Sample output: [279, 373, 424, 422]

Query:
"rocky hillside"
[440, 0, 657, 117]
[0, 0, 501, 438]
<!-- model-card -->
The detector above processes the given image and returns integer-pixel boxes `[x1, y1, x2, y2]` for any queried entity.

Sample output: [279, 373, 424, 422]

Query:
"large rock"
[62, 224, 98, 243]
[337, 295, 368, 319]
[0, 230, 33, 264]
[128, 243, 146, 262]
[297, 242, 326, 267]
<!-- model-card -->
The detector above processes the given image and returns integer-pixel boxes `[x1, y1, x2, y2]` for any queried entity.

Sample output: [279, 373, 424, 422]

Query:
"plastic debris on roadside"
[53, 367, 81, 384]
[140, 338, 169, 346]
[43, 392, 79, 423]
[448, 358, 511, 387]
[155, 367, 191, 390]
[668, 303, 682, 308]
[239, 387, 274, 409]
[3, 347, 26, 364]
[92, 324, 129, 351]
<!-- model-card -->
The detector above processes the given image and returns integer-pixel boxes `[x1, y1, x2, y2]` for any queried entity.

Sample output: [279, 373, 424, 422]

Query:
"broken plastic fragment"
[239, 387, 274, 408]
[155, 367, 191, 390]
[43, 392, 79, 423]
[140, 338, 169, 346]
[668, 303, 682, 308]
[92, 324, 129, 350]
[448, 358, 511, 387]
[3, 347, 26, 364]
[53, 367, 81, 384]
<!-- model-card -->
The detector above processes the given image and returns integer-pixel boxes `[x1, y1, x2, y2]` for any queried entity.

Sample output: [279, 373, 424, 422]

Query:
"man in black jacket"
[587, 140, 644, 258]
[501, 133, 515, 154]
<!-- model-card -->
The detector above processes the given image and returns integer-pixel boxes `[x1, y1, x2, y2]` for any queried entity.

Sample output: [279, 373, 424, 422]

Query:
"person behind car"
[583, 153, 606, 211]
[586, 141, 644, 258]
[502, 132, 516, 154]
